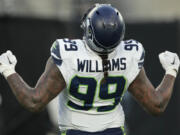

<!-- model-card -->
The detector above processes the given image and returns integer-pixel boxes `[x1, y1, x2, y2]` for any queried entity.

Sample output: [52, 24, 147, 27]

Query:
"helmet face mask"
[81, 4, 125, 54]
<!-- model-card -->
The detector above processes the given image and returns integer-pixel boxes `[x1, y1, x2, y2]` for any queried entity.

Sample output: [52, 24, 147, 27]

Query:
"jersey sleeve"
[50, 39, 80, 84]
[50, 40, 63, 67]
[124, 39, 145, 84]
[134, 42, 145, 70]
[50, 39, 70, 84]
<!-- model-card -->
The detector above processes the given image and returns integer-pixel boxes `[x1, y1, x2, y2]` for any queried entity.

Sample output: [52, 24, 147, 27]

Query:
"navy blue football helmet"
[81, 4, 125, 54]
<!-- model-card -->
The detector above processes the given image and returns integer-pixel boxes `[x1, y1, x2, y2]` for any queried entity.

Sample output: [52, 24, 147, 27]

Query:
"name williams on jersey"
[77, 58, 126, 72]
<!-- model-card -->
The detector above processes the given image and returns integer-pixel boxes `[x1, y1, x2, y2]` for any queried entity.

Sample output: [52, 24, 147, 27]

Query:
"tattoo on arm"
[6, 57, 66, 112]
[128, 68, 175, 116]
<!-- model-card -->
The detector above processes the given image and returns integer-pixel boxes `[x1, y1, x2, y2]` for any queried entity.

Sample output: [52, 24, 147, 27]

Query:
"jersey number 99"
[67, 76, 127, 112]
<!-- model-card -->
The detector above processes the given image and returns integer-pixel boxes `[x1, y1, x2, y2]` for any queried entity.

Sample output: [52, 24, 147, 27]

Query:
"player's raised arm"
[0, 51, 66, 112]
[128, 51, 180, 116]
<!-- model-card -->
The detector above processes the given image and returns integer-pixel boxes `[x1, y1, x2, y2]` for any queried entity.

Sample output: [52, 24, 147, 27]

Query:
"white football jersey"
[50, 38, 145, 132]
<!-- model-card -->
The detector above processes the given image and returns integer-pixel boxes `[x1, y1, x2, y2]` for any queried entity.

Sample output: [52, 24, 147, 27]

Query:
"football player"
[0, 4, 179, 135]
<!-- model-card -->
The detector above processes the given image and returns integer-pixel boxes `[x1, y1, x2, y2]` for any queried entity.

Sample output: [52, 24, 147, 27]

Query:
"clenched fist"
[0, 50, 17, 78]
[159, 51, 180, 77]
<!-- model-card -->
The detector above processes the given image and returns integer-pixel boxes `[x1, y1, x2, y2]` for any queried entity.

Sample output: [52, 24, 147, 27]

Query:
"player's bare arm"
[128, 51, 179, 116]
[0, 53, 66, 112]
[128, 68, 175, 116]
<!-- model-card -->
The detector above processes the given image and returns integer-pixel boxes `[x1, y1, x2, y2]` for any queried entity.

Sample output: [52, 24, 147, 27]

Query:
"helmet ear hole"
[96, 11, 100, 15]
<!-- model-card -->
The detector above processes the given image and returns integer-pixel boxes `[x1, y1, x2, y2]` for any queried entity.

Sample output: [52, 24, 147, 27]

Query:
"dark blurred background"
[0, 0, 180, 135]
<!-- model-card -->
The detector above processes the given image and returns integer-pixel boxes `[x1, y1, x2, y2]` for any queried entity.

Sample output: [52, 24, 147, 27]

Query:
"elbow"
[146, 94, 168, 116]
[27, 92, 46, 113]
[18, 90, 46, 113]
[24, 96, 45, 113]
[148, 103, 166, 116]
[148, 107, 165, 116]
[28, 103, 45, 113]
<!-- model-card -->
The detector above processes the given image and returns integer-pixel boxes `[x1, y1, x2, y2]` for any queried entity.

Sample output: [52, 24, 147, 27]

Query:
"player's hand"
[159, 51, 180, 77]
[0, 50, 17, 78]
